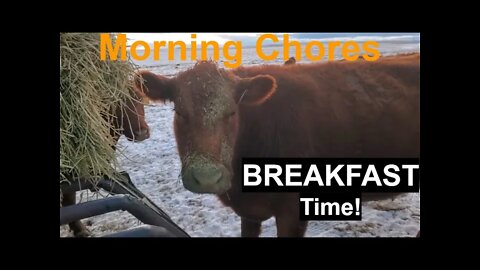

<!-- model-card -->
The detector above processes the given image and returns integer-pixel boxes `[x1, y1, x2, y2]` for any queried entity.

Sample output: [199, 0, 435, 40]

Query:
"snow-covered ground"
[60, 42, 420, 237]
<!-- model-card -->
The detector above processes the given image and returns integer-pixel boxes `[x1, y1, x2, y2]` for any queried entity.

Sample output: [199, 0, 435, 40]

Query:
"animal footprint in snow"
[369, 201, 408, 211]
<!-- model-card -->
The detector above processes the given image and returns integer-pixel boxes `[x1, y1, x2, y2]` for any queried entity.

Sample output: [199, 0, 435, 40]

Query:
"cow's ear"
[135, 70, 176, 102]
[235, 75, 277, 106]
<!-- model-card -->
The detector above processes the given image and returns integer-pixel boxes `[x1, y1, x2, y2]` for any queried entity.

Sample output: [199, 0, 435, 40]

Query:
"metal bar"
[97, 174, 186, 235]
[60, 173, 189, 236]
[60, 195, 189, 237]
[60, 173, 174, 221]
[103, 225, 175, 237]
[98, 176, 172, 217]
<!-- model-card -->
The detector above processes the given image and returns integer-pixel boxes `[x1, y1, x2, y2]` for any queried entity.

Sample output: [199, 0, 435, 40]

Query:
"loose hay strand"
[60, 33, 137, 184]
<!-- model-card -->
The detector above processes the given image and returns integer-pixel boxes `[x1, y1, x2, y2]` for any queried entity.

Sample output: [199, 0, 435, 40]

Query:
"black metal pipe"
[61, 173, 187, 236]
[97, 179, 173, 219]
[60, 195, 189, 237]
[103, 225, 175, 237]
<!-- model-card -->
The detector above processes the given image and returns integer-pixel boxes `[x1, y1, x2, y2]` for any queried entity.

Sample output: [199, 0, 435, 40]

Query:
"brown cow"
[62, 87, 150, 237]
[138, 53, 420, 237]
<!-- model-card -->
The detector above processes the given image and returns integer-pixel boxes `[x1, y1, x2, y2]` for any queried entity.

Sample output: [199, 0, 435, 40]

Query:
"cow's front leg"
[241, 218, 262, 237]
[275, 215, 308, 237]
[62, 191, 90, 237]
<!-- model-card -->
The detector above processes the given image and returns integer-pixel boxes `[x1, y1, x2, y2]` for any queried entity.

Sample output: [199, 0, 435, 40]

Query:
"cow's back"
[233, 54, 420, 159]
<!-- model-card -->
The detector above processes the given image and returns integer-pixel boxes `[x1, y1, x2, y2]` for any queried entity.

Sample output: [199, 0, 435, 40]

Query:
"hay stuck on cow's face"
[136, 61, 276, 193]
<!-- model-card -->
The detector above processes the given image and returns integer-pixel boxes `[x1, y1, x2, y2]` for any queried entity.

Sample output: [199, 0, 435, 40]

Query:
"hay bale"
[60, 33, 136, 184]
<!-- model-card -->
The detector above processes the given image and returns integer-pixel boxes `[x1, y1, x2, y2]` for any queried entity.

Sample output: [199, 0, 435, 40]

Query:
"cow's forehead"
[176, 62, 231, 100]
[175, 62, 236, 127]
[177, 61, 227, 84]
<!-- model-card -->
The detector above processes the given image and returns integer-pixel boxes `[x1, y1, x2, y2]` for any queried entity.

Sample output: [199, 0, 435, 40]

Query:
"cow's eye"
[228, 111, 236, 118]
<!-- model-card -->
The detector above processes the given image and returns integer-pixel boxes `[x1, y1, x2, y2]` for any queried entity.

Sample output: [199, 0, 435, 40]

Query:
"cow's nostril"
[192, 167, 223, 186]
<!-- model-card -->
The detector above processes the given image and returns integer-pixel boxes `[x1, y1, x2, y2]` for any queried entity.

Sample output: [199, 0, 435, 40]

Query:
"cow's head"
[115, 87, 150, 142]
[136, 61, 276, 193]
